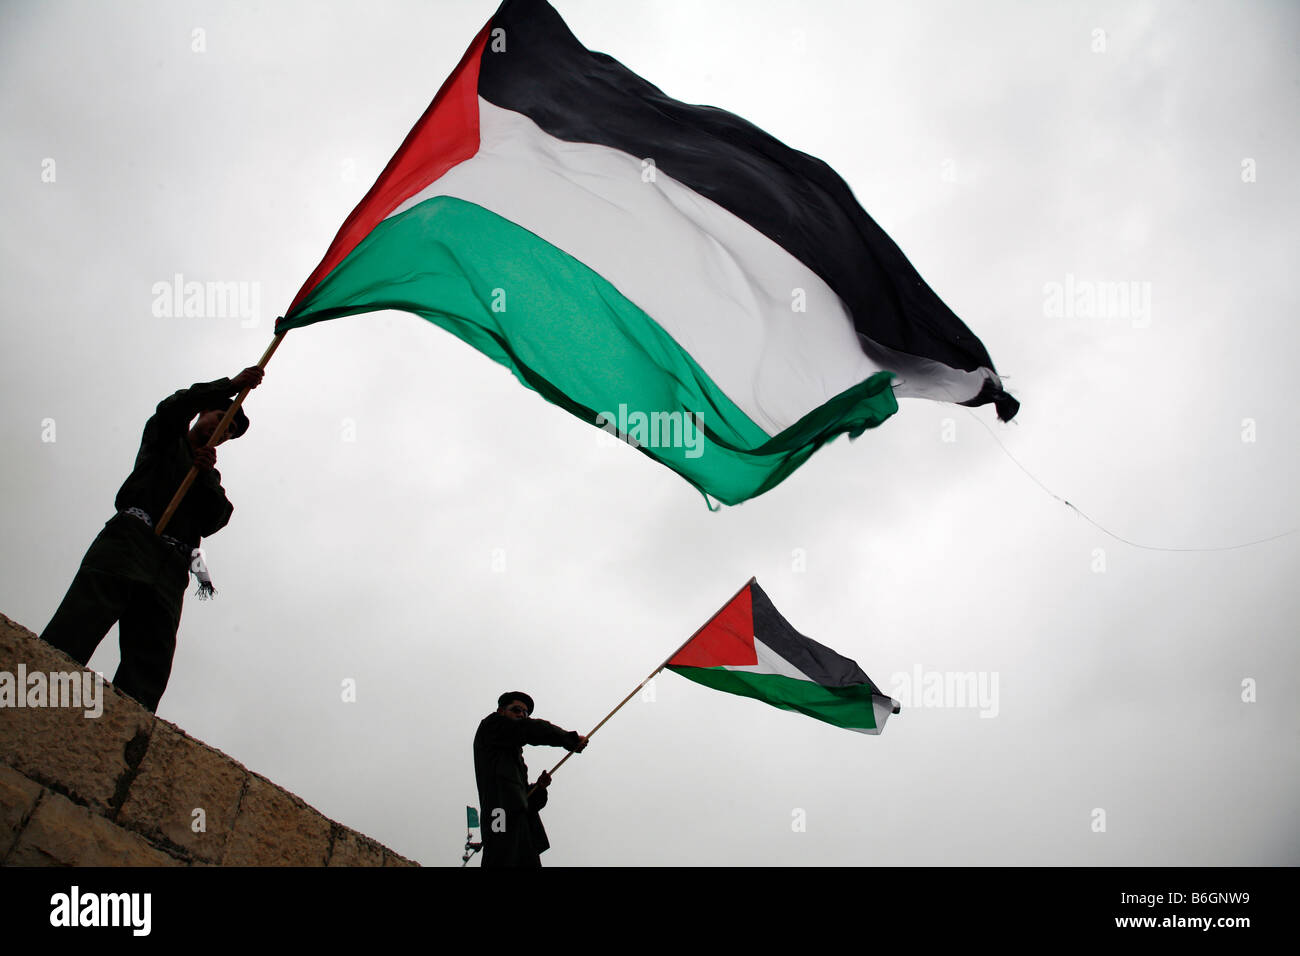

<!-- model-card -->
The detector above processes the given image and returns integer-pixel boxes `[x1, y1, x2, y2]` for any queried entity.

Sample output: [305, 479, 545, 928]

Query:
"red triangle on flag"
[667, 583, 757, 668]
[286, 24, 490, 317]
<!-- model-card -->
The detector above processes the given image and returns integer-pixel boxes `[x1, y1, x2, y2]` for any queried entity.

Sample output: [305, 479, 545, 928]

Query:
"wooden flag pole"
[155, 330, 286, 536]
[530, 576, 756, 794]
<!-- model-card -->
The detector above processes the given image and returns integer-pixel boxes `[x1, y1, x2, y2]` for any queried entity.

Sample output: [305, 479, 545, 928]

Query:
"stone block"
[0, 614, 155, 815]
[327, 826, 387, 867]
[6, 789, 181, 866]
[222, 775, 332, 866]
[383, 848, 419, 867]
[0, 763, 44, 861]
[117, 722, 247, 863]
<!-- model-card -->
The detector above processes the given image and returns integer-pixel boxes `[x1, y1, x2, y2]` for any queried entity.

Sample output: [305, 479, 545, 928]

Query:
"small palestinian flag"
[279, 0, 1016, 506]
[667, 579, 899, 734]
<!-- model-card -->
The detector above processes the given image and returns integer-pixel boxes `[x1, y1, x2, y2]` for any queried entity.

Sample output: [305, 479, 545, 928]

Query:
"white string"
[964, 408, 1297, 553]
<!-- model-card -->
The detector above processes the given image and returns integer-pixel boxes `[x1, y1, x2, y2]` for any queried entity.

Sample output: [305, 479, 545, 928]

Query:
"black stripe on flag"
[750, 582, 884, 693]
[479, 0, 1016, 419]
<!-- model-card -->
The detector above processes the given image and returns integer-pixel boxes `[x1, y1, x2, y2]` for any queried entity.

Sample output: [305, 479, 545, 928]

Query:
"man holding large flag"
[40, 367, 263, 712]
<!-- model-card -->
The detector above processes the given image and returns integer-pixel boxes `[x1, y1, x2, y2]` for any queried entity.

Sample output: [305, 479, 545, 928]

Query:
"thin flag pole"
[531, 575, 756, 792]
[155, 331, 286, 536]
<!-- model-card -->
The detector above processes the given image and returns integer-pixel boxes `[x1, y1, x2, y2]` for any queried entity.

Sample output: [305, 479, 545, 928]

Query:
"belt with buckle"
[121, 507, 193, 559]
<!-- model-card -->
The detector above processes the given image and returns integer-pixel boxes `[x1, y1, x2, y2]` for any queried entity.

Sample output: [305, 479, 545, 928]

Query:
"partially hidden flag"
[667, 579, 900, 734]
[278, 0, 1017, 506]
[466, 806, 480, 829]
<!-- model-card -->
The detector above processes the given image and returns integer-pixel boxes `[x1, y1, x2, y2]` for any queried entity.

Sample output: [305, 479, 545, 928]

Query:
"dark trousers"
[479, 808, 545, 868]
[41, 514, 190, 712]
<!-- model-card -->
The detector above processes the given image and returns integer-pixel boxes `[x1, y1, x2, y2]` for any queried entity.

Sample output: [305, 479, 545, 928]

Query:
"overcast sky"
[2, 0, 1297, 866]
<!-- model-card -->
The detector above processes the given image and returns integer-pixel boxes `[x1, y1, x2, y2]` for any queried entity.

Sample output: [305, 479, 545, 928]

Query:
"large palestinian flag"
[666, 579, 899, 734]
[278, 0, 1017, 506]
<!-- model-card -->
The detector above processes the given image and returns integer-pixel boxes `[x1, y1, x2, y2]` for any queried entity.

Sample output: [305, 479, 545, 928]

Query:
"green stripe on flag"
[283, 196, 898, 505]
[668, 665, 881, 730]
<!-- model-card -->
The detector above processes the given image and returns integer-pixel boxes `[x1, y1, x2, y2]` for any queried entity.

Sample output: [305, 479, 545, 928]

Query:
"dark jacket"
[473, 712, 582, 867]
[114, 379, 237, 548]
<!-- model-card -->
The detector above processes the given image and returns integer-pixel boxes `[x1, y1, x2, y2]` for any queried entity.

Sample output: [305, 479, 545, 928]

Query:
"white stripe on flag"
[723, 638, 897, 735]
[390, 100, 983, 433]
[720, 636, 816, 682]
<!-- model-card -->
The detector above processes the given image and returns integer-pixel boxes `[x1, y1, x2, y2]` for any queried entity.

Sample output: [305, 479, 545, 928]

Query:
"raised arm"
[148, 367, 264, 439]
[149, 379, 236, 437]
[482, 713, 586, 751]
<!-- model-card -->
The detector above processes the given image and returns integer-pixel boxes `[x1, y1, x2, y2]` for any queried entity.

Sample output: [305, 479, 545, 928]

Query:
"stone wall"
[0, 612, 416, 866]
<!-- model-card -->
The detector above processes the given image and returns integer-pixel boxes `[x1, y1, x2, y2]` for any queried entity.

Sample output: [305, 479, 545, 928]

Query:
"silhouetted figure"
[473, 691, 587, 867]
[40, 368, 263, 712]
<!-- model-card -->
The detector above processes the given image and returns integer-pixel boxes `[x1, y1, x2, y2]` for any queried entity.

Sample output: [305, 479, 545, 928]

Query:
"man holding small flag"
[540, 578, 899, 769]
[499, 578, 897, 861]
[473, 691, 589, 867]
